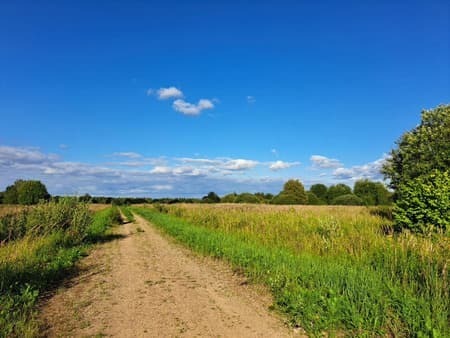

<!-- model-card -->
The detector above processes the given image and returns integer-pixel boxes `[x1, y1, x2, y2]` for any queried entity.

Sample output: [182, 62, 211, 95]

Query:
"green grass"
[120, 206, 135, 223]
[0, 203, 121, 337]
[133, 205, 449, 337]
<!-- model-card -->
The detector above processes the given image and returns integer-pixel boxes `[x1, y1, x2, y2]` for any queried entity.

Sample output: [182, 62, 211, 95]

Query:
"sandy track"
[40, 213, 302, 337]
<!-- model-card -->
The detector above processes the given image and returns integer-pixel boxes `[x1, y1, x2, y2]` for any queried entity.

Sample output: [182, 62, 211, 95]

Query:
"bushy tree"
[382, 104, 450, 192]
[306, 191, 322, 205]
[2, 180, 49, 205]
[326, 184, 352, 203]
[235, 193, 261, 204]
[394, 170, 449, 234]
[382, 104, 450, 233]
[254, 192, 274, 203]
[353, 179, 391, 205]
[310, 184, 328, 203]
[331, 194, 363, 205]
[202, 192, 220, 203]
[221, 193, 237, 203]
[272, 179, 307, 205]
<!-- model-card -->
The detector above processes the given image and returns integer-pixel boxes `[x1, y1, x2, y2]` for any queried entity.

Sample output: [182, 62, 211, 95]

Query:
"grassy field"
[0, 200, 121, 337]
[134, 204, 449, 337]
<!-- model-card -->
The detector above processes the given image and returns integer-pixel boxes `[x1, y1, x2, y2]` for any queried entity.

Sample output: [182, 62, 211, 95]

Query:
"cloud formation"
[269, 160, 300, 171]
[332, 157, 386, 181]
[310, 155, 342, 169]
[156, 86, 184, 100]
[172, 99, 214, 116]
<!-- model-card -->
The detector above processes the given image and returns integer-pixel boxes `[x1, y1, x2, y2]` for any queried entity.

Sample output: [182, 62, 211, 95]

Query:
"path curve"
[40, 213, 303, 337]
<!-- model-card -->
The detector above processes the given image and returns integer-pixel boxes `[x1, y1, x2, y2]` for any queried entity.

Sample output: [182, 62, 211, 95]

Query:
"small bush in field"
[331, 194, 363, 205]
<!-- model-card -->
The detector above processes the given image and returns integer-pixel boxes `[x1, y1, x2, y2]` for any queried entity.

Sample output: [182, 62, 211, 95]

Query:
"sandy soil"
[39, 213, 304, 337]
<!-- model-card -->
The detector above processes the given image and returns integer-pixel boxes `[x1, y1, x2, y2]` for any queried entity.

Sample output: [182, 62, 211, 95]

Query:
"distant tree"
[331, 194, 363, 205]
[202, 192, 220, 203]
[309, 184, 328, 203]
[272, 179, 307, 205]
[326, 184, 352, 203]
[0, 191, 3, 204]
[353, 179, 391, 205]
[221, 193, 237, 203]
[235, 193, 261, 204]
[78, 193, 92, 203]
[2, 180, 49, 205]
[3, 182, 20, 204]
[16, 180, 50, 205]
[306, 191, 322, 205]
[254, 192, 274, 203]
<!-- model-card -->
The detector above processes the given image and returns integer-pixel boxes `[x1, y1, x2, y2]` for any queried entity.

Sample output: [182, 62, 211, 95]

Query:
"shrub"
[272, 193, 304, 205]
[310, 184, 328, 202]
[327, 184, 352, 203]
[221, 193, 237, 203]
[235, 193, 261, 204]
[394, 170, 450, 234]
[307, 191, 323, 205]
[331, 194, 363, 205]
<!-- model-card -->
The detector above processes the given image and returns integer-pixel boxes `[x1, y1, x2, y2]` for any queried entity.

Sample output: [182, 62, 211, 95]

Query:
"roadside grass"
[133, 205, 449, 337]
[0, 201, 121, 337]
[120, 206, 135, 223]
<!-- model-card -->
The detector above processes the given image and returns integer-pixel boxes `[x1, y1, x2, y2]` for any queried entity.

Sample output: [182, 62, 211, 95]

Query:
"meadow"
[0, 200, 121, 337]
[133, 204, 449, 337]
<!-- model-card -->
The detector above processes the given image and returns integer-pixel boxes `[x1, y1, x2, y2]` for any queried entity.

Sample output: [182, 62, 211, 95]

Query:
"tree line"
[202, 178, 391, 205]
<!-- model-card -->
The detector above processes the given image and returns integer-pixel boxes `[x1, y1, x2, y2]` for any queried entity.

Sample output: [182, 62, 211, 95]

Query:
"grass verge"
[0, 203, 121, 337]
[133, 206, 449, 337]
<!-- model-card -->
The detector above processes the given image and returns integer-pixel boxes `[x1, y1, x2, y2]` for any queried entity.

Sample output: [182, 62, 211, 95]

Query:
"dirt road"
[40, 213, 301, 337]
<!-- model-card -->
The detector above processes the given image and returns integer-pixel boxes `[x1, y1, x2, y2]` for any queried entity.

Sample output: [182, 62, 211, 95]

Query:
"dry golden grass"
[88, 203, 110, 212]
[0, 205, 28, 217]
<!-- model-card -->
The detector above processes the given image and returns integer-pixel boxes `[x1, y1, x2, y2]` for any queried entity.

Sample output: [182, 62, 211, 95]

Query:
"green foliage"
[0, 203, 117, 337]
[394, 170, 450, 234]
[2, 180, 50, 205]
[306, 191, 323, 205]
[382, 104, 450, 233]
[120, 206, 135, 222]
[326, 184, 352, 203]
[310, 184, 328, 202]
[273, 179, 307, 204]
[331, 194, 363, 205]
[202, 191, 220, 203]
[354, 179, 391, 206]
[254, 192, 274, 203]
[235, 193, 261, 204]
[0, 198, 92, 243]
[382, 104, 450, 192]
[221, 193, 237, 203]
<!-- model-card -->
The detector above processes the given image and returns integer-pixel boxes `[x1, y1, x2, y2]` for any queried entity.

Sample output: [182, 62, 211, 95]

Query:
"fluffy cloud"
[156, 86, 184, 100]
[269, 160, 300, 171]
[332, 157, 386, 181]
[310, 155, 342, 169]
[222, 159, 258, 170]
[172, 99, 214, 116]
[150, 166, 172, 174]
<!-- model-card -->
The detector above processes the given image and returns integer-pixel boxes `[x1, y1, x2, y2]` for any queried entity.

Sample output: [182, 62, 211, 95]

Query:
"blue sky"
[1, 0, 449, 197]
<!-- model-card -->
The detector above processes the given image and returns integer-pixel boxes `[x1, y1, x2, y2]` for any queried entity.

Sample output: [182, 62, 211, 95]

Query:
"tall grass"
[0, 201, 121, 337]
[120, 206, 135, 222]
[134, 204, 449, 337]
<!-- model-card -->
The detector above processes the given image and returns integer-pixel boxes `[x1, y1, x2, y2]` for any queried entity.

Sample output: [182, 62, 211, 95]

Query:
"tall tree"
[272, 179, 307, 204]
[309, 184, 328, 203]
[382, 104, 450, 233]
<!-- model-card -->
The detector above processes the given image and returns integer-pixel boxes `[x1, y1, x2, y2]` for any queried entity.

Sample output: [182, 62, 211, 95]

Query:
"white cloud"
[157, 86, 184, 100]
[247, 96, 256, 103]
[150, 166, 172, 174]
[269, 160, 300, 171]
[152, 184, 173, 191]
[172, 99, 214, 116]
[310, 155, 342, 169]
[332, 156, 387, 181]
[222, 159, 258, 170]
[112, 152, 142, 159]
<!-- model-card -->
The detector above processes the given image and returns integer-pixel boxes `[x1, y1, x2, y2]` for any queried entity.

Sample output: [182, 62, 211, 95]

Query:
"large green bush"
[331, 194, 363, 205]
[273, 179, 307, 204]
[394, 170, 449, 234]
[327, 184, 352, 203]
[235, 193, 261, 204]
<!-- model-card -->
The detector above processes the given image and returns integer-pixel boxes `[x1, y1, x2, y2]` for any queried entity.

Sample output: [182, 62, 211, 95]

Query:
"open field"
[134, 204, 450, 336]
